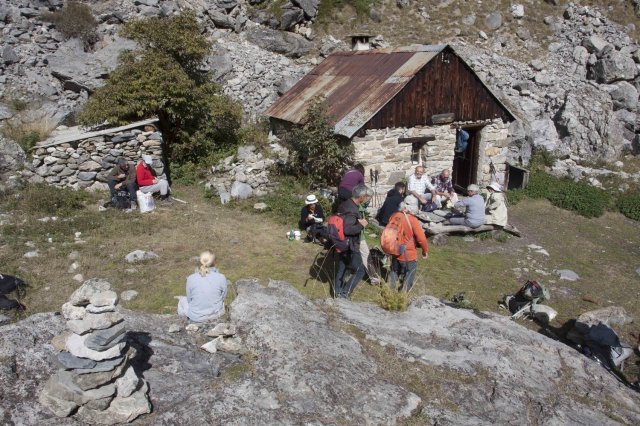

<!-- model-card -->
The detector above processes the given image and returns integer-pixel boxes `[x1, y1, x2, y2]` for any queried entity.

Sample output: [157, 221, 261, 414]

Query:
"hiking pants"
[335, 250, 365, 298]
[389, 259, 418, 292]
[139, 179, 169, 196]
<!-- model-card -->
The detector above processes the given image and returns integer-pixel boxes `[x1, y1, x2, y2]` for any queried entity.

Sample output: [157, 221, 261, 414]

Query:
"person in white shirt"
[407, 166, 436, 210]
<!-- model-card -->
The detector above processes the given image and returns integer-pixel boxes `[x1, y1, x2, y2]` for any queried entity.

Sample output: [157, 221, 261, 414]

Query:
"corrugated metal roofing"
[265, 45, 446, 138]
[265, 44, 514, 138]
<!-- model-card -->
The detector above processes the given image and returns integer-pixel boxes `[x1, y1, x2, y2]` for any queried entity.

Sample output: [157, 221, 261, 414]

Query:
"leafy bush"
[378, 284, 409, 312]
[41, 1, 98, 49]
[11, 183, 88, 216]
[511, 171, 610, 218]
[618, 193, 640, 221]
[79, 12, 242, 169]
[281, 98, 354, 186]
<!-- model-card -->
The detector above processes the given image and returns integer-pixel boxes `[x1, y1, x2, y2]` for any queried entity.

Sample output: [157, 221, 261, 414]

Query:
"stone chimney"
[350, 34, 372, 51]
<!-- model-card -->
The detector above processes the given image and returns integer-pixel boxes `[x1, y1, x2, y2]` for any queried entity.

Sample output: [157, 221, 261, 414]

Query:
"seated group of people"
[376, 166, 508, 229]
[107, 155, 170, 209]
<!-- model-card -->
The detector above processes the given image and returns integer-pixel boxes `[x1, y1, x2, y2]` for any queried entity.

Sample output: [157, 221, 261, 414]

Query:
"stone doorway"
[452, 127, 482, 190]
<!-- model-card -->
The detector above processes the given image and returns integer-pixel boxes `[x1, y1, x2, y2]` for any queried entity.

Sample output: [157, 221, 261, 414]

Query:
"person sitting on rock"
[431, 168, 458, 208]
[136, 155, 170, 201]
[485, 182, 508, 227]
[107, 158, 138, 209]
[299, 194, 325, 243]
[177, 251, 227, 322]
[375, 181, 406, 227]
[448, 184, 486, 228]
[407, 165, 436, 211]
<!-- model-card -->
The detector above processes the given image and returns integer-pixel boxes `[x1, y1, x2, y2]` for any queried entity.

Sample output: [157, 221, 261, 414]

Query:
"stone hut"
[265, 44, 517, 190]
[25, 118, 165, 191]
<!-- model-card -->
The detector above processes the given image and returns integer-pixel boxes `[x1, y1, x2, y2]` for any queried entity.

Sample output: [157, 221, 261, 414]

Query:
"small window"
[399, 136, 435, 166]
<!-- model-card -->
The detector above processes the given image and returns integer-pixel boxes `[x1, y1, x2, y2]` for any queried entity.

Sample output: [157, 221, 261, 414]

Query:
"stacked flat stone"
[39, 278, 151, 424]
[24, 126, 164, 191]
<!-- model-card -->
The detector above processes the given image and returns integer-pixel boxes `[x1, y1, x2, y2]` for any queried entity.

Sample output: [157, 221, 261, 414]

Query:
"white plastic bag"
[136, 190, 155, 213]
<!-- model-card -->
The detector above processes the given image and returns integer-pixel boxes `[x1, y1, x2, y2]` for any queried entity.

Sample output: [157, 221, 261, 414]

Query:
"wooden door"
[452, 128, 480, 190]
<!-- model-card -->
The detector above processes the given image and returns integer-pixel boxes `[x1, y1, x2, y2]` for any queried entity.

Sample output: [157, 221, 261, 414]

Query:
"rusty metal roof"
[265, 45, 448, 138]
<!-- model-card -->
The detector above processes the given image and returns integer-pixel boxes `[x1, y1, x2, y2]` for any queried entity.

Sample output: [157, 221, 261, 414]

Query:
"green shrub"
[505, 189, 527, 205]
[618, 193, 640, 221]
[14, 183, 89, 216]
[281, 97, 354, 186]
[41, 1, 98, 49]
[515, 171, 610, 218]
[378, 283, 409, 312]
[79, 12, 242, 168]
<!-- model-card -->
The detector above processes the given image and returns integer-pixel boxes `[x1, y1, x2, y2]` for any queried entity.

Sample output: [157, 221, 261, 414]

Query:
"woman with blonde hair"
[177, 250, 227, 322]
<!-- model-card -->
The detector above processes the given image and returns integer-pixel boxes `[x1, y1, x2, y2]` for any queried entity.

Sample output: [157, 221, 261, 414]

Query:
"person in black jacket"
[299, 194, 325, 242]
[375, 182, 406, 226]
[335, 184, 373, 299]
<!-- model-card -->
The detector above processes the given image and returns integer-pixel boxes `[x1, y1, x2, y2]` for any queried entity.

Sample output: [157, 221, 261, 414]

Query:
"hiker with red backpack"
[333, 184, 373, 299]
[381, 196, 429, 292]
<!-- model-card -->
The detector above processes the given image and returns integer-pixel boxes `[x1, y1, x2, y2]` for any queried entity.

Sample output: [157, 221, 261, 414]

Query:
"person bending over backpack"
[385, 198, 428, 292]
[177, 251, 227, 322]
[136, 155, 170, 200]
[107, 158, 138, 209]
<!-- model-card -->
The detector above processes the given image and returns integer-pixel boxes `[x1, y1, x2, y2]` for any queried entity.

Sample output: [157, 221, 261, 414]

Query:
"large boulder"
[47, 37, 137, 93]
[592, 50, 637, 84]
[244, 27, 313, 58]
[0, 136, 26, 174]
[531, 118, 566, 156]
[3, 281, 640, 423]
[554, 85, 628, 160]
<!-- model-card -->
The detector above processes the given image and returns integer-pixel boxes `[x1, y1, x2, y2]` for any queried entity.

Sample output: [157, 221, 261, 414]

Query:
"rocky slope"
[2, 279, 640, 424]
[0, 0, 639, 185]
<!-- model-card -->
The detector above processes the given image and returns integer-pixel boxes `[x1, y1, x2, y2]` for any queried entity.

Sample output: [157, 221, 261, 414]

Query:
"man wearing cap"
[485, 182, 508, 227]
[299, 194, 325, 242]
[136, 154, 170, 200]
[107, 158, 138, 209]
[449, 184, 486, 228]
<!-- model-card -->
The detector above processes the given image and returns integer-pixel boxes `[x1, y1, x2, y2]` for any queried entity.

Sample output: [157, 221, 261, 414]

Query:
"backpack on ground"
[380, 212, 413, 257]
[112, 190, 131, 210]
[324, 214, 350, 252]
[519, 280, 549, 302]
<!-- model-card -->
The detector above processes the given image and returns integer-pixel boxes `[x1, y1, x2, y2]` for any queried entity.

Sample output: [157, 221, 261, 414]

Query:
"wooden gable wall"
[362, 48, 513, 131]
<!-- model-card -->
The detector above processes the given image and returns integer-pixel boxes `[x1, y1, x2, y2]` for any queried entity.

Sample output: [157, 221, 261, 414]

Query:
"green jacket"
[107, 163, 136, 186]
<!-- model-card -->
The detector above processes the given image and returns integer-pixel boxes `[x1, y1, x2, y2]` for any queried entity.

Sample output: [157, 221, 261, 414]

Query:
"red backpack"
[325, 214, 350, 252]
[380, 212, 413, 257]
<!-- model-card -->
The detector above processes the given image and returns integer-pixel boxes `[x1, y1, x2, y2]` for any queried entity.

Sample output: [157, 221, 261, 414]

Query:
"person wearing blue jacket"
[177, 251, 227, 322]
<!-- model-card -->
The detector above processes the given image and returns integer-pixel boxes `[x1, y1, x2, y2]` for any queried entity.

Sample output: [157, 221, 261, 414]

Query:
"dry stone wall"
[352, 119, 509, 189]
[23, 126, 165, 192]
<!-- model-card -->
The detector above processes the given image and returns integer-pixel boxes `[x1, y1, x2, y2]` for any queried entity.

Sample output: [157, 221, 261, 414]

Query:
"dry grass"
[1, 184, 639, 382]
[0, 117, 56, 152]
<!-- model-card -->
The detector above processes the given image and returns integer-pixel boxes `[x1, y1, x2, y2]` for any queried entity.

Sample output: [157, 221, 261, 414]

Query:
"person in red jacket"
[136, 155, 170, 200]
[386, 197, 429, 292]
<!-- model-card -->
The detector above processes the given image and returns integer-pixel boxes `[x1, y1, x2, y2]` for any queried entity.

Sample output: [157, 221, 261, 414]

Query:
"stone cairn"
[39, 278, 151, 424]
